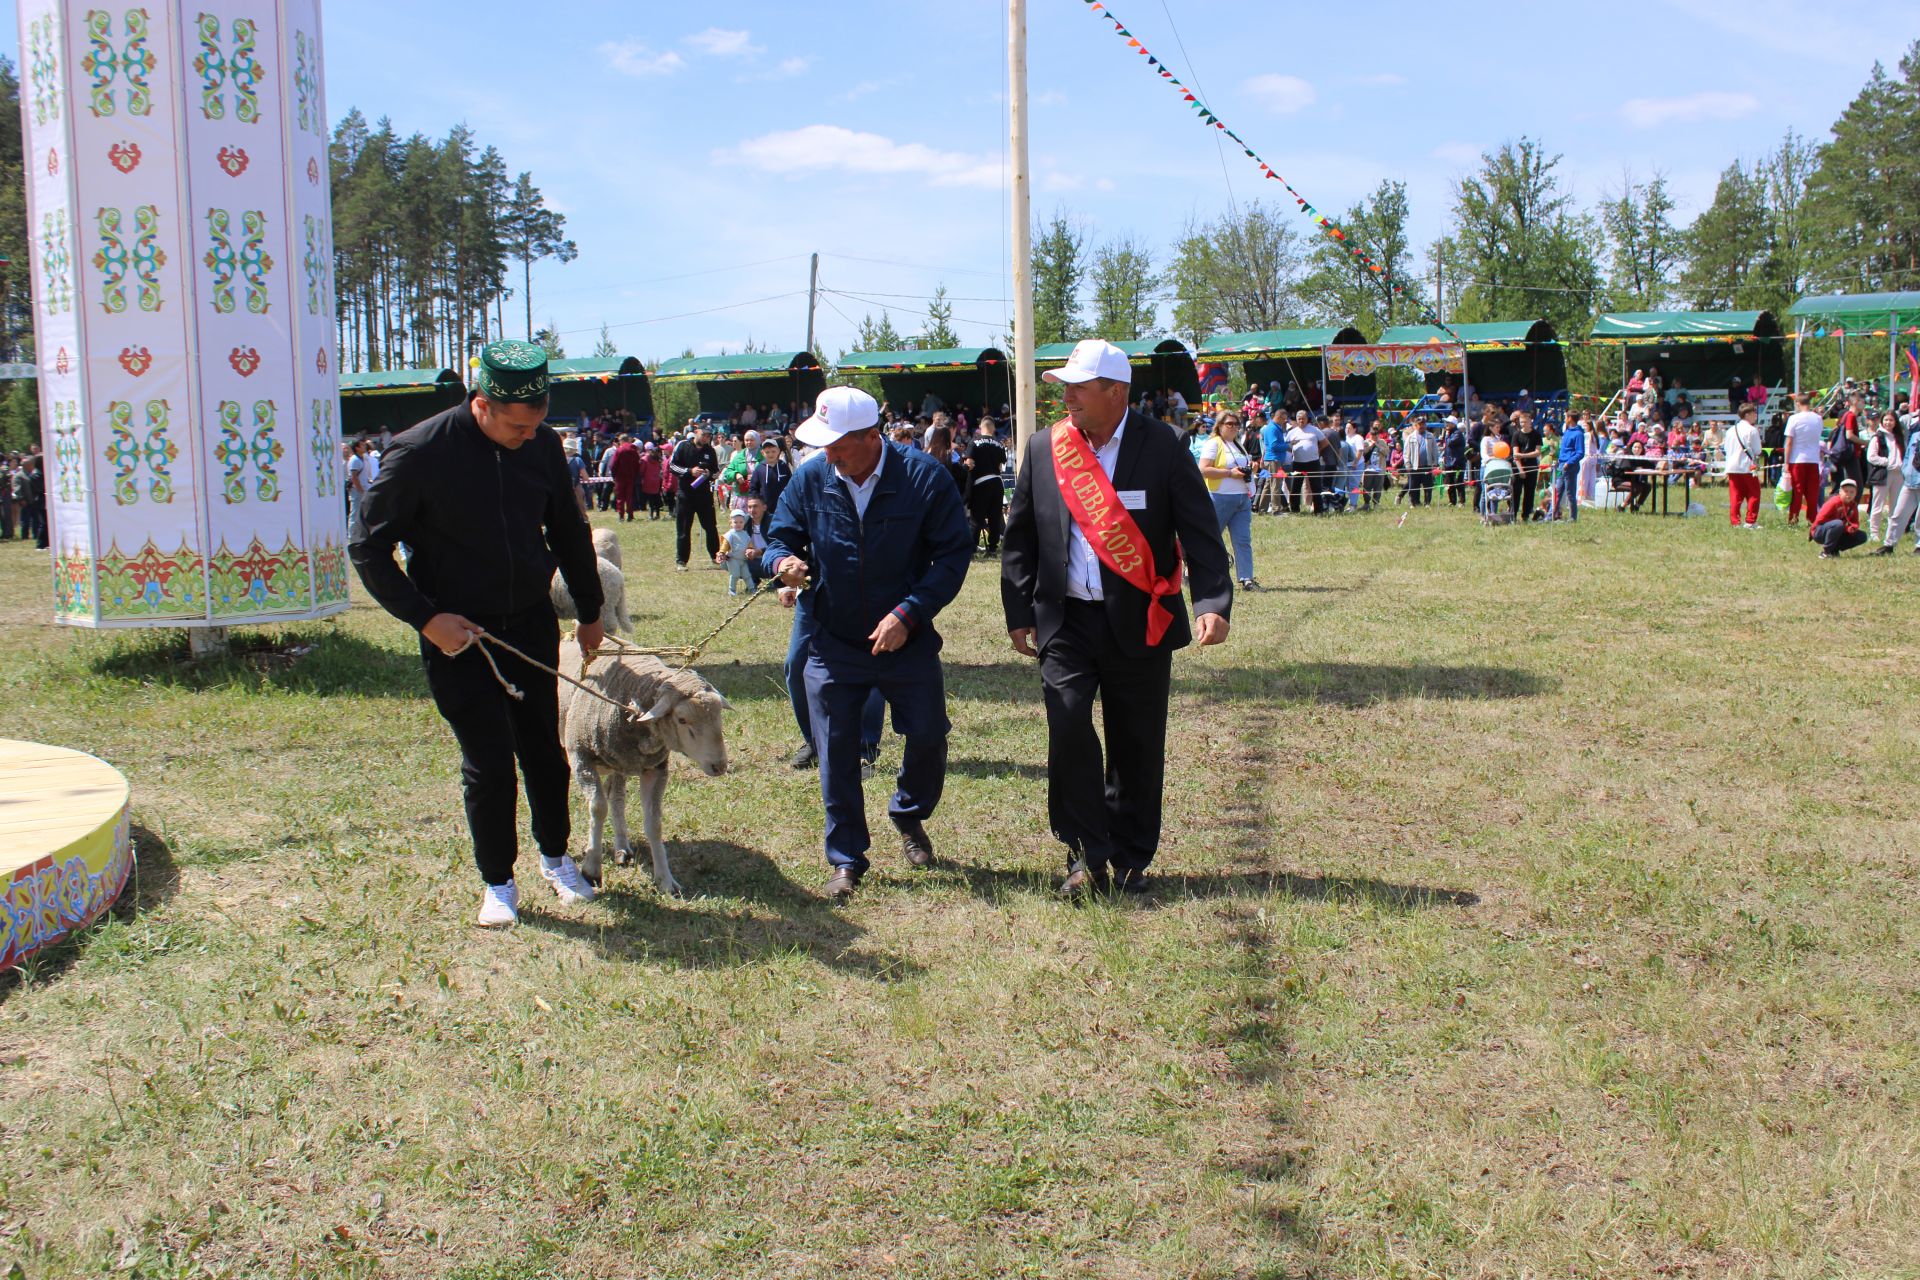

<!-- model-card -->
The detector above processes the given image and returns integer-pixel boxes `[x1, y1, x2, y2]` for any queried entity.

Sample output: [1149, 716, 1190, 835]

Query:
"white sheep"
[552, 555, 631, 636]
[557, 637, 729, 896]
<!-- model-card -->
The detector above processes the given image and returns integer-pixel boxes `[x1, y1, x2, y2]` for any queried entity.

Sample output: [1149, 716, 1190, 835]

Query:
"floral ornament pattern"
[208, 536, 311, 617]
[133, 206, 166, 310]
[54, 546, 94, 619]
[310, 398, 338, 497]
[214, 398, 281, 503]
[52, 402, 85, 504]
[239, 211, 273, 312]
[0, 824, 135, 969]
[40, 213, 72, 315]
[81, 7, 155, 119]
[96, 537, 204, 619]
[306, 157, 320, 186]
[94, 206, 129, 314]
[228, 346, 260, 377]
[204, 208, 236, 312]
[28, 13, 61, 126]
[193, 14, 261, 124]
[108, 140, 141, 173]
[216, 146, 248, 177]
[206, 209, 274, 314]
[104, 398, 177, 506]
[314, 540, 349, 606]
[295, 30, 322, 137]
[303, 215, 331, 316]
[118, 345, 153, 376]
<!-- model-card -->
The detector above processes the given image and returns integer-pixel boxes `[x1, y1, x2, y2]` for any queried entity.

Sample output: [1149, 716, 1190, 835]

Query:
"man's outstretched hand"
[422, 612, 482, 657]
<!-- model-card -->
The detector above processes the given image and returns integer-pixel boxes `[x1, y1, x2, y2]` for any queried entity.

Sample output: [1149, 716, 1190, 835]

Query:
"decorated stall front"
[1590, 311, 1787, 419]
[1035, 338, 1199, 402]
[24, 0, 348, 630]
[1784, 291, 1920, 404]
[651, 351, 825, 420]
[1376, 320, 1566, 424]
[338, 368, 464, 439]
[1197, 326, 1370, 416]
[835, 347, 1012, 418]
[544, 356, 653, 426]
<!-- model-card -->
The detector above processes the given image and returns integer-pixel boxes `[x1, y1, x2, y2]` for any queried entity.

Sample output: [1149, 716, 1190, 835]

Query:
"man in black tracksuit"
[349, 341, 605, 928]
[670, 424, 721, 569]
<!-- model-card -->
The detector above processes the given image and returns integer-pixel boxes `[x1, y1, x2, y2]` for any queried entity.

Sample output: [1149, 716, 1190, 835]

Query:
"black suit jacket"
[1001, 410, 1233, 659]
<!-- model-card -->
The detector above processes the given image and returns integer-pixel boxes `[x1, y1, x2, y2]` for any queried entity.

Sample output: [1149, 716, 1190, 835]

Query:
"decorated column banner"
[19, 0, 346, 629]
[1324, 343, 1466, 383]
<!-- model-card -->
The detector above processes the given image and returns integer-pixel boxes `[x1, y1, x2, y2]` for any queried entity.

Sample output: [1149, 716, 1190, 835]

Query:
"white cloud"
[1355, 72, 1406, 87]
[1034, 89, 1069, 108]
[1041, 171, 1083, 193]
[716, 125, 1001, 190]
[1619, 90, 1759, 129]
[600, 40, 684, 77]
[1244, 73, 1316, 114]
[776, 56, 811, 77]
[686, 27, 759, 57]
[1431, 141, 1482, 167]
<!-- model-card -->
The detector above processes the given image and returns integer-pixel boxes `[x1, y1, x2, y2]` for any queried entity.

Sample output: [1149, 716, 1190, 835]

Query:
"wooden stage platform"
[0, 739, 133, 969]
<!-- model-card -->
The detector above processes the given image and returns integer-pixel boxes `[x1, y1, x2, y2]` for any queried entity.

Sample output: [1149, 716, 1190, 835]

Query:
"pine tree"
[923, 285, 961, 349]
[593, 324, 619, 359]
[1032, 211, 1088, 345]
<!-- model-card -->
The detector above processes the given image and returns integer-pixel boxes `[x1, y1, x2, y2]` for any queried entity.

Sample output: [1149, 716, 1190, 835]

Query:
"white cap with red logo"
[1042, 339, 1133, 385]
[795, 385, 882, 447]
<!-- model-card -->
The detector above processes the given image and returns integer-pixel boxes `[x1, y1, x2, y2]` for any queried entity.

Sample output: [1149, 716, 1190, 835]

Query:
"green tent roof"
[1198, 327, 1361, 357]
[546, 356, 644, 382]
[1786, 291, 1920, 330]
[1033, 338, 1192, 364]
[836, 347, 1004, 372]
[653, 351, 820, 382]
[339, 368, 461, 394]
[1377, 320, 1554, 348]
[1590, 311, 1780, 342]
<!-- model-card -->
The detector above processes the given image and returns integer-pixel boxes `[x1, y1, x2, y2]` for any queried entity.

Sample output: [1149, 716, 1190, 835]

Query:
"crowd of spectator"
[0, 451, 48, 548]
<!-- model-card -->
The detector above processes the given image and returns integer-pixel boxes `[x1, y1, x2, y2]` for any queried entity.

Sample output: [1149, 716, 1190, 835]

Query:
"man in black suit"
[1001, 340, 1233, 897]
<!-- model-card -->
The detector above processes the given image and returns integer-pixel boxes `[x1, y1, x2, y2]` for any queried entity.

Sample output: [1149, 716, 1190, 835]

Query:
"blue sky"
[4, 1, 1915, 362]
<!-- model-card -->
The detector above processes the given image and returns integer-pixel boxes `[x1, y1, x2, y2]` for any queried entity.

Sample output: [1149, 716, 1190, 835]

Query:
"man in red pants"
[1782, 392, 1825, 526]
[1724, 402, 1765, 527]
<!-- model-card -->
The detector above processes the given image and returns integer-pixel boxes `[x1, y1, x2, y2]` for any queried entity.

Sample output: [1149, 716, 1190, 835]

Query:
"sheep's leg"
[609, 772, 635, 865]
[573, 757, 608, 887]
[641, 765, 679, 897]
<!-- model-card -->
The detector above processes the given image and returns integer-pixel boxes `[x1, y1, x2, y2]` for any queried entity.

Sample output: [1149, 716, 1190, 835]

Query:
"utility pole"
[1434, 264, 1443, 325]
[1009, 0, 1036, 464]
[805, 252, 819, 356]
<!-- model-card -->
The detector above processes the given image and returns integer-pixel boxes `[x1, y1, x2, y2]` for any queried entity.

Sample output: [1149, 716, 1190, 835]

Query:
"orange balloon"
[1492, 441, 1511, 459]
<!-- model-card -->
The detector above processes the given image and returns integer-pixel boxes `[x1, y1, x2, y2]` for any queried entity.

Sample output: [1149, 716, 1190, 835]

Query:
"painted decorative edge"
[1, 803, 133, 970]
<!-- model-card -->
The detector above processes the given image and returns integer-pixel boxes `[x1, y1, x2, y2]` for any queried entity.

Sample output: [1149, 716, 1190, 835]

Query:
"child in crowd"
[723, 510, 754, 597]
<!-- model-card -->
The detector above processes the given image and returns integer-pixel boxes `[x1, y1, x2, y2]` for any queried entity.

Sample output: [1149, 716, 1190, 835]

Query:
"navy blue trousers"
[802, 627, 949, 870]
[786, 609, 883, 753]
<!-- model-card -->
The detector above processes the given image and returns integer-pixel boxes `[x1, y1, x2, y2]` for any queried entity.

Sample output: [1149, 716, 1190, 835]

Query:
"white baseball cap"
[1042, 339, 1132, 386]
[795, 385, 881, 447]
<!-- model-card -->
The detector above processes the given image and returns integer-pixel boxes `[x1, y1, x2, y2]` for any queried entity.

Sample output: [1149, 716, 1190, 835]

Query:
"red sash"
[1049, 418, 1182, 646]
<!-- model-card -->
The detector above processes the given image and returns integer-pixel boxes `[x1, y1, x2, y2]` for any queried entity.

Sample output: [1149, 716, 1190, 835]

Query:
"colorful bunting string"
[1079, 0, 1461, 343]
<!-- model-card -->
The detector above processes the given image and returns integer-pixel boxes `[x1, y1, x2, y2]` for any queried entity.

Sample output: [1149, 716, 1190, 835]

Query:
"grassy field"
[2, 496, 1917, 1279]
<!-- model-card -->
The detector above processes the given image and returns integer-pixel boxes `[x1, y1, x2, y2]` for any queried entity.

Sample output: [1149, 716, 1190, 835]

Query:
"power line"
[556, 291, 809, 338]
[820, 250, 1006, 280]
[538, 253, 811, 302]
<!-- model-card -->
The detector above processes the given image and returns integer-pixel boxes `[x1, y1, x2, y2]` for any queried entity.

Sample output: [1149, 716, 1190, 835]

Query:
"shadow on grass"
[1179, 660, 1552, 708]
[0, 823, 181, 1003]
[945, 861, 1476, 911]
[945, 756, 1049, 781]
[86, 625, 425, 699]
[521, 840, 922, 981]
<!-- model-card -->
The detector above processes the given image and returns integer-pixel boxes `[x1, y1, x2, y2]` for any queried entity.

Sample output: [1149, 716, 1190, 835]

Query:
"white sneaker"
[477, 880, 519, 928]
[541, 855, 596, 904]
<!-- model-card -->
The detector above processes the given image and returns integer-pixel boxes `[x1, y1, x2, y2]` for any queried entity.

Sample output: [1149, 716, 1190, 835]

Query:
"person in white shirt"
[1723, 402, 1765, 528]
[1781, 393, 1826, 527]
[1284, 411, 1322, 514]
[1166, 387, 1189, 430]
[1863, 410, 1904, 543]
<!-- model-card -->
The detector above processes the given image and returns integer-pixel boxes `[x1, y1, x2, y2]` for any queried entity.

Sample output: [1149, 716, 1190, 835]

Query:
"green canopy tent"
[1376, 320, 1564, 398]
[1785, 291, 1920, 401]
[1590, 311, 1786, 416]
[652, 351, 826, 419]
[338, 367, 464, 438]
[1034, 338, 1200, 401]
[544, 356, 654, 425]
[834, 347, 1012, 418]
[1197, 326, 1370, 413]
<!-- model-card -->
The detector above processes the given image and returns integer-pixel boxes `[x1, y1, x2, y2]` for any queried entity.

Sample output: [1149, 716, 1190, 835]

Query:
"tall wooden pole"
[1009, 0, 1037, 462]
[805, 252, 819, 358]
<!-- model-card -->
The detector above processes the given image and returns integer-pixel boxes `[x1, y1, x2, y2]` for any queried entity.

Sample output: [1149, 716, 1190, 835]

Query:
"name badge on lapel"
[1117, 489, 1148, 511]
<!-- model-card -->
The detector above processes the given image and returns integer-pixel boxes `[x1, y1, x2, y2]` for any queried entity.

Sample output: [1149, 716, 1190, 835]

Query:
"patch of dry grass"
[1, 500, 1916, 1278]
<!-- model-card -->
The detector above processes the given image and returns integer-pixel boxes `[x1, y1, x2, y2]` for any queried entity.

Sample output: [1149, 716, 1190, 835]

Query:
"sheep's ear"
[636, 693, 675, 723]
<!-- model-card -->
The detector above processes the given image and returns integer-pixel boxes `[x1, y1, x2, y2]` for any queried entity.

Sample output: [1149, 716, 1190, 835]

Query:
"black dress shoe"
[1059, 859, 1111, 900]
[895, 819, 935, 868]
[823, 866, 863, 901]
[788, 743, 817, 770]
[1114, 867, 1151, 895]
[1869, 544, 1894, 556]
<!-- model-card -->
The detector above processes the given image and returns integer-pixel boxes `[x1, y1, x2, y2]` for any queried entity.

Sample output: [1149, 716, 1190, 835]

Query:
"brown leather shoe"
[823, 867, 863, 901]
[895, 819, 935, 869]
[1059, 859, 1111, 900]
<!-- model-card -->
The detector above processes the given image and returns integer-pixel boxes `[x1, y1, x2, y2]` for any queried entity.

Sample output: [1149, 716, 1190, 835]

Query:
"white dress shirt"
[1065, 418, 1126, 602]
[839, 461, 883, 521]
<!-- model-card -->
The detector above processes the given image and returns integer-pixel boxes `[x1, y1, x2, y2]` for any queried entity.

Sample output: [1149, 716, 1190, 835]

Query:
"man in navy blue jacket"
[765, 386, 974, 899]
